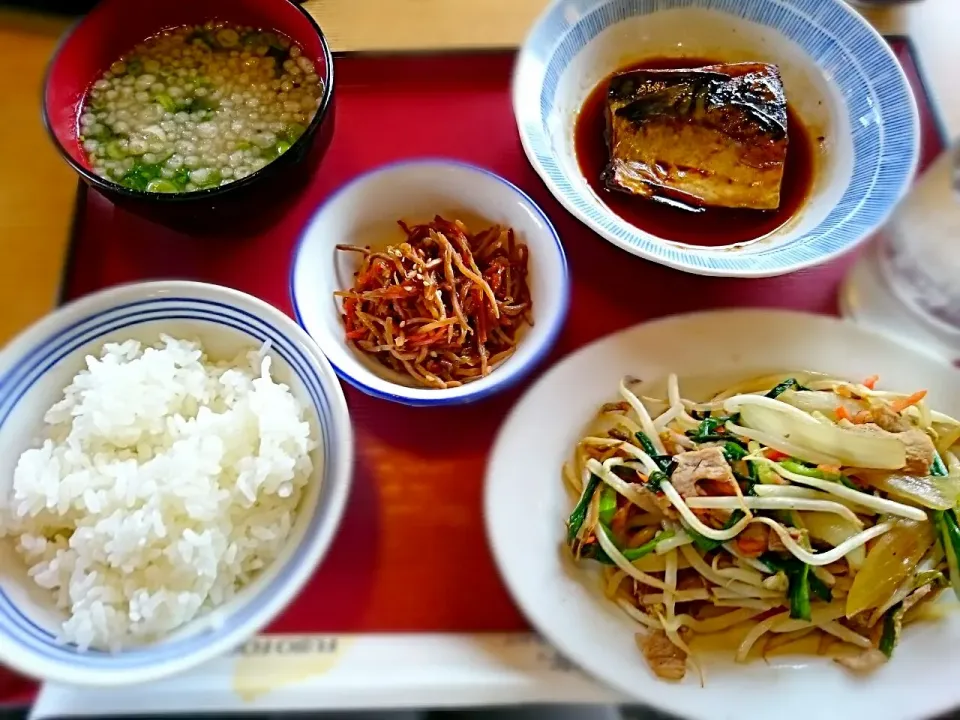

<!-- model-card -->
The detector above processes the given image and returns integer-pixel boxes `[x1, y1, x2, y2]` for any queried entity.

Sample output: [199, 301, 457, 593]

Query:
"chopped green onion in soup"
[79, 21, 324, 193]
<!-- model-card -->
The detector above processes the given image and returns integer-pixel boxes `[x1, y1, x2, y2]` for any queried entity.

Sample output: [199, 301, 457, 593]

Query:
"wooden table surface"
[0, 0, 957, 346]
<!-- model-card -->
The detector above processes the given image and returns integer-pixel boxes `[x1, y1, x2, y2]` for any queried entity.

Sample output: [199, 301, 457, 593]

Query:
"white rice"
[0, 335, 315, 650]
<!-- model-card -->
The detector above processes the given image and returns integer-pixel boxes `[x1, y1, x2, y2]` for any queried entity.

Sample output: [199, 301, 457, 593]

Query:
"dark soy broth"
[574, 57, 816, 247]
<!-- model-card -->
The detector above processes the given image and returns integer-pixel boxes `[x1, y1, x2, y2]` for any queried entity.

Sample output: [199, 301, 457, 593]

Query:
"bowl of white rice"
[0, 280, 352, 686]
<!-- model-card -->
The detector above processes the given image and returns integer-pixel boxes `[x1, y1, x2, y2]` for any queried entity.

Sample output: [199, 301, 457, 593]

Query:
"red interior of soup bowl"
[45, 0, 331, 169]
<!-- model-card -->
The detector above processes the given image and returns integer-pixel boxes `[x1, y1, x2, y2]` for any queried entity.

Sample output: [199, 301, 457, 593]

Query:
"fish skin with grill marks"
[603, 62, 789, 211]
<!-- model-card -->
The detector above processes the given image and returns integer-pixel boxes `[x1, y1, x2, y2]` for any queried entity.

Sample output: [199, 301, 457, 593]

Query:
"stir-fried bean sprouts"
[683, 496, 862, 525]
[563, 371, 960, 682]
[754, 458, 927, 521]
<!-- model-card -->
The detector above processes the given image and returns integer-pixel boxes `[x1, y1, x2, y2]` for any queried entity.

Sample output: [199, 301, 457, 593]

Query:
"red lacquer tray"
[2, 36, 946, 709]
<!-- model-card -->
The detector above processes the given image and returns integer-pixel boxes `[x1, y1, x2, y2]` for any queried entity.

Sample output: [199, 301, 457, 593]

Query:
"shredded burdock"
[335, 216, 532, 389]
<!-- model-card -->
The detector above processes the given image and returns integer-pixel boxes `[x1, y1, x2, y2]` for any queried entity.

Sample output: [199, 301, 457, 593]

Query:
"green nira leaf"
[566, 475, 600, 543]
[634, 431, 658, 457]
[759, 552, 829, 620]
[765, 378, 807, 399]
[633, 432, 674, 474]
[932, 452, 949, 477]
[598, 485, 617, 526]
[934, 509, 960, 600]
[580, 529, 674, 566]
[722, 441, 747, 462]
[685, 415, 743, 443]
[646, 470, 667, 493]
[808, 571, 833, 603]
[780, 459, 859, 490]
[686, 511, 744, 553]
[789, 563, 812, 621]
[880, 602, 902, 658]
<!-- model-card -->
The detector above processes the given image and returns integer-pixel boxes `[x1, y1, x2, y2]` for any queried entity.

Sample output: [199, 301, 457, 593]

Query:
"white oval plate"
[485, 309, 960, 720]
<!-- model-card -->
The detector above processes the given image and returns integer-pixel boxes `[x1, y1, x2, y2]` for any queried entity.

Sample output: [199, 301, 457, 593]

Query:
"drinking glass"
[840, 143, 960, 363]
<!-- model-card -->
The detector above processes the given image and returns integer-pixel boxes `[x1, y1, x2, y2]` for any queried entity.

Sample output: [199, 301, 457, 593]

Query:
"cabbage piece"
[846, 520, 935, 618]
[859, 472, 960, 511]
[735, 401, 906, 470]
[781, 390, 865, 420]
[933, 422, 960, 455]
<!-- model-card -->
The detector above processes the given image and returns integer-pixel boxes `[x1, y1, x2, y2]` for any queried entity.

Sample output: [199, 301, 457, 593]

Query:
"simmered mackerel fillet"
[603, 62, 789, 210]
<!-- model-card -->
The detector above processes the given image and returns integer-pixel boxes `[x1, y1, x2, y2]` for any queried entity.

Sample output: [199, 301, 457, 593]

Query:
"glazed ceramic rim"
[0, 281, 353, 686]
[513, 0, 920, 277]
[289, 158, 570, 406]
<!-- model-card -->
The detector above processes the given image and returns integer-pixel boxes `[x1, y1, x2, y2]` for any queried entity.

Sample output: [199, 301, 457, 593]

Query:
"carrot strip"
[835, 406, 851, 422]
[853, 410, 872, 424]
[863, 374, 879, 390]
[765, 449, 789, 462]
[891, 390, 927, 414]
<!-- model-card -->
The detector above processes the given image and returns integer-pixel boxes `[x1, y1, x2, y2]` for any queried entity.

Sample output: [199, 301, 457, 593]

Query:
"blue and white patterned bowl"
[291, 159, 569, 406]
[0, 281, 352, 686]
[513, 0, 920, 277]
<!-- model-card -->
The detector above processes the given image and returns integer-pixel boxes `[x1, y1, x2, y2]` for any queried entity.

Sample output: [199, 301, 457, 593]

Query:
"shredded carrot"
[765, 449, 789, 462]
[891, 390, 927, 414]
[863, 375, 879, 390]
[817, 464, 842, 475]
[835, 406, 851, 422]
[853, 410, 872, 424]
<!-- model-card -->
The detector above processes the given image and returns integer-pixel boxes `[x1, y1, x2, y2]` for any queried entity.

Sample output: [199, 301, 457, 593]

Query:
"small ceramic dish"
[513, 0, 919, 277]
[290, 159, 569, 406]
[0, 281, 352, 686]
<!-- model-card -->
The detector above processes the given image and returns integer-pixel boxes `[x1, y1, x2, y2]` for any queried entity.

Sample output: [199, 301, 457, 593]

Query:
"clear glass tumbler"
[840, 143, 960, 362]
